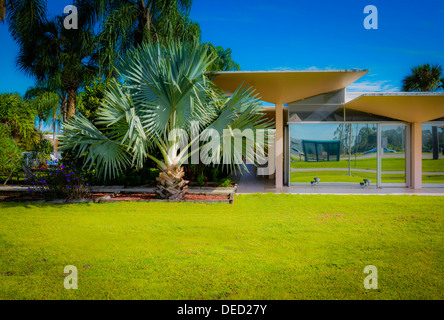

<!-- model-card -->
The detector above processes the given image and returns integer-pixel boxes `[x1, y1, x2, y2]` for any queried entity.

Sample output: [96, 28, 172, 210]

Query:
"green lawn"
[0, 194, 443, 300]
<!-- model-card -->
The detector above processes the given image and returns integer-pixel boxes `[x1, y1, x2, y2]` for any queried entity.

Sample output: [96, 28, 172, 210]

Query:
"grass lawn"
[0, 194, 443, 300]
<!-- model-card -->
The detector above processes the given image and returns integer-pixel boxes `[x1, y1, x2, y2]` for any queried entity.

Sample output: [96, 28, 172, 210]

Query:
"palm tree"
[25, 86, 58, 131]
[6, 1, 111, 120]
[43, 94, 62, 152]
[16, 15, 100, 120]
[60, 42, 270, 199]
[77, 0, 198, 48]
[0, 0, 5, 22]
[402, 63, 444, 92]
[2, 0, 46, 43]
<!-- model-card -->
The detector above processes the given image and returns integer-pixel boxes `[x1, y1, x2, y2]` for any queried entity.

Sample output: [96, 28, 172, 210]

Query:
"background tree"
[77, 78, 108, 122]
[5, 0, 241, 123]
[25, 88, 60, 151]
[402, 63, 444, 92]
[25, 86, 59, 132]
[5, 1, 111, 120]
[0, 0, 5, 22]
[0, 123, 23, 185]
[205, 43, 240, 71]
[79, 0, 238, 72]
[78, 0, 196, 46]
[16, 15, 100, 120]
[0, 93, 40, 150]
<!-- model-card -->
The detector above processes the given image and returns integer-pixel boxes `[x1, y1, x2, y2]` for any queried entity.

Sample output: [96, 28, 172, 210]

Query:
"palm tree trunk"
[39, 117, 42, 132]
[67, 88, 77, 120]
[61, 97, 67, 122]
[136, 0, 151, 44]
[156, 165, 189, 200]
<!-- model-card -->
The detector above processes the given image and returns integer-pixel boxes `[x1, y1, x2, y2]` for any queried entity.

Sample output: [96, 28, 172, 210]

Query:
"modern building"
[213, 70, 444, 189]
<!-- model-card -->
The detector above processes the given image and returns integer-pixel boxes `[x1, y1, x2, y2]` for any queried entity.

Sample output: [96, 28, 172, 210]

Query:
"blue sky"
[0, 0, 443, 97]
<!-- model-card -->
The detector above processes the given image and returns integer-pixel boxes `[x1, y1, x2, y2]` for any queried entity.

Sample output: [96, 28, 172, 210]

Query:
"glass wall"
[422, 123, 444, 186]
[288, 90, 410, 187]
[380, 125, 406, 185]
[290, 123, 378, 185]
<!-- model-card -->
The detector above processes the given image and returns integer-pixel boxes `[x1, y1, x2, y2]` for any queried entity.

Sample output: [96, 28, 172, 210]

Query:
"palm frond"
[60, 114, 132, 179]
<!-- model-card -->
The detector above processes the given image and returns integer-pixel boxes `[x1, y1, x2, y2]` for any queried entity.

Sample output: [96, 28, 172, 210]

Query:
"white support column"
[411, 122, 422, 189]
[275, 103, 284, 189]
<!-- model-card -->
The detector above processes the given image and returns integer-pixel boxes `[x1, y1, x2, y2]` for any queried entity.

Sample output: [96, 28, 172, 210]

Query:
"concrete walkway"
[236, 166, 444, 196]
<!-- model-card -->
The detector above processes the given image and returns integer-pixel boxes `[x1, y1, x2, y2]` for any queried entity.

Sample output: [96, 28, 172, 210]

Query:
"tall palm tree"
[25, 86, 58, 131]
[6, 1, 111, 120]
[25, 87, 47, 132]
[16, 15, 100, 120]
[77, 0, 198, 48]
[0, 0, 5, 22]
[43, 93, 62, 152]
[25, 86, 61, 153]
[60, 42, 270, 199]
[402, 63, 444, 92]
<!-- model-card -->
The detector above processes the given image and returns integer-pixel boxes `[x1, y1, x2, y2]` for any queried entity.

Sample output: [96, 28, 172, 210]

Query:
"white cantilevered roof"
[211, 70, 369, 104]
[344, 92, 444, 122]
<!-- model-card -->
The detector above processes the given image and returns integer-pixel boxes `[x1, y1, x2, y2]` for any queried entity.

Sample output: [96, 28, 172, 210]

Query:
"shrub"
[218, 177, 233, 188]
[0, 93, 40, 150]
[0, 124, 23, 183]
[60, 148, 160, 186]
[28, 164, 91, 200]
[185, 164, 232, 184]
[210, 167, 220, 182]
[196, 173, 206, 186]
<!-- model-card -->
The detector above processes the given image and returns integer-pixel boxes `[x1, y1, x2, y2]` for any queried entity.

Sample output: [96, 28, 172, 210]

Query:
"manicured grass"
[0, 194, 443, 300]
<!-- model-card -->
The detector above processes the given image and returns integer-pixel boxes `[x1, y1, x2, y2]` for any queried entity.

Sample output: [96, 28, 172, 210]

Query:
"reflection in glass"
[422, 124, 444, 185]
[290, 123, 378, 185]
[380, 125, 406, 184]
[288, 106, 344, 122]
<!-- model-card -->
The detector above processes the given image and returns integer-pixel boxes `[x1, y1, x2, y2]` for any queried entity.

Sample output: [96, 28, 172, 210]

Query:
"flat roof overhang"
[211, 70, 369, 104]
[344, 93, 444, 123]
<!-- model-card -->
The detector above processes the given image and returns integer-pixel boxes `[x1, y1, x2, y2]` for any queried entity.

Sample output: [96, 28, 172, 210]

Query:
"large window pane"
[290, 123, 377, 185]
[380, 125, 406, 185]
[288, 105, 344, 122]
[422, 124, 444, 185]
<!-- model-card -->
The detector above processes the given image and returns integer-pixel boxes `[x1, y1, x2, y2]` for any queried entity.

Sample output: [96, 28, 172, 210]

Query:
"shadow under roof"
[344, 92, 444, 122]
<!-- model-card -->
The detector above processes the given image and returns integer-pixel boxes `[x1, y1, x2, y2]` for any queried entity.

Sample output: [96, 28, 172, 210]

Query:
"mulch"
[1, 192, 229, 202]
[112, 193, 229, 201]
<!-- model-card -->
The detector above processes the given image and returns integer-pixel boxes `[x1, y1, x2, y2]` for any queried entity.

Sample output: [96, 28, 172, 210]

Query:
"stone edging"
[0, 185, 237, 204]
